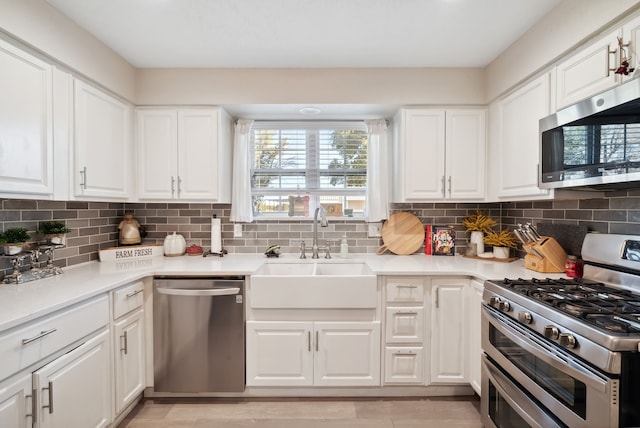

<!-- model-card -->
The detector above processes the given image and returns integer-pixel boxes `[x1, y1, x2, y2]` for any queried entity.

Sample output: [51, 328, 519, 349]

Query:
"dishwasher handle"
[156, 287, 240, 297]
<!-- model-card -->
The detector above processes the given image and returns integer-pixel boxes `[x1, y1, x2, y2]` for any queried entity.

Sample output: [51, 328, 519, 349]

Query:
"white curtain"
[230, 119, 254, 223]
[365, 119, 390, 222]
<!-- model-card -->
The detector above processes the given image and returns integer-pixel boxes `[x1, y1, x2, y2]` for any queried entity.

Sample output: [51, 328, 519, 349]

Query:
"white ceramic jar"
[163, 232, 186, 256]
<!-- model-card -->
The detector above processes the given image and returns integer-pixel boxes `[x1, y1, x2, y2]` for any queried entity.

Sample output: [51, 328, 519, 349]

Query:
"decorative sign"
[99, 244, 163, 262]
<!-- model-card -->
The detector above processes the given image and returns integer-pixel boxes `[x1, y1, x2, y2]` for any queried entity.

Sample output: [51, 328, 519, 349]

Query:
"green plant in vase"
[38, 221, 72, 245]
[1, 227, 31, 255]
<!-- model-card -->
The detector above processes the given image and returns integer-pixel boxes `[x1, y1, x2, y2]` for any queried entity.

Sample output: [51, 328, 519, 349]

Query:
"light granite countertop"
[0, 253, 564, 332]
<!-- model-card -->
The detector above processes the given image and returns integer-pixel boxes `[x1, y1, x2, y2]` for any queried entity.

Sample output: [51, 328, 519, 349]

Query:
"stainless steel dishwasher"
[153, 276, 245, 393]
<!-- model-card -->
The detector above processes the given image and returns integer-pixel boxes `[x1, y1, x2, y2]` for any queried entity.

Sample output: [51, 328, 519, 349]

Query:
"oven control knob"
[559, 333, 577, 349]
[499, 301, 511, 312]
[489, 296, 501, 307]
[518, 311, 533, 324]
[543, 325, 560, 340]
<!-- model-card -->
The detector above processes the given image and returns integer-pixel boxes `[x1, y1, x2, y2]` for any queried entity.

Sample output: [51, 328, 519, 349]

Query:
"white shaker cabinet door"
[314, 322, 381, 387]
[430, 278, 468, 384]
[468, 279, 483, 396]
[0, 373, 32, 428]
[113, 309, 145, 415]
[74, 80, 132, 200]
[493, 73, 552, 200]
[177, 109, 223, 200]
[136, 110, 178, 199]
[0, 39, 53, 198]
[246, 321, 314, 386]
[394, 109, 446, 200]
[556, 29, 620, 109]
[34, 329, 112, 428]
[445, 109, 486, 200]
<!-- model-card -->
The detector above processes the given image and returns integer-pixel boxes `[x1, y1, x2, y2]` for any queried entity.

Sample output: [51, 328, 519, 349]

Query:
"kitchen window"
[250, 121, 367, 218]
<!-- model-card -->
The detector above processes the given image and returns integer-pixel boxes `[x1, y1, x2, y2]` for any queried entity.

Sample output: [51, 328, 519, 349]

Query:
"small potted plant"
[484, 229, 519, 259]
[0, 227, 31, 255]
[462, 210, 496, 255]
[38, 221, 72, 245]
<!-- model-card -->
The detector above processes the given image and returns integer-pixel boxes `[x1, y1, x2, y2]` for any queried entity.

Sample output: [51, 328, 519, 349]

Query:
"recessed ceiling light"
[299, 107, 322, 115]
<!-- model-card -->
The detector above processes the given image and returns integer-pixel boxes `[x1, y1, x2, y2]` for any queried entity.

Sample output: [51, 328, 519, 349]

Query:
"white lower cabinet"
[113, 309, 145, 414]
[383, 277, 426, 385]
[111, 281, 145, 416]
[0, 373, 32, 428]
[0, 295, 112, 428]
[430, 278, 468, 384]
[34, 329, 112, 428]
[468, 279, 483, 395]
[384, 346, 424, 384]
[246, 321, 380, 387]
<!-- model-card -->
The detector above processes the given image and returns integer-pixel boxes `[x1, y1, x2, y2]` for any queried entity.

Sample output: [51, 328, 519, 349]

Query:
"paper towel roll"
[211, 216, 222, 253]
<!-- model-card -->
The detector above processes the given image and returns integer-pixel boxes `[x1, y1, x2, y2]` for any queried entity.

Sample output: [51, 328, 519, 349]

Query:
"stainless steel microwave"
[539, 78, 640, 189]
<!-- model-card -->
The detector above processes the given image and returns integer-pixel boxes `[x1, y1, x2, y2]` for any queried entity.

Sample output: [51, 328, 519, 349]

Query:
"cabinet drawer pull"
[395, 311, 418, 316]
[42, 381, 53, 414]
[22, 328, 57, 345]
[120, 330, 128, 354]
[395, 284, 418, 289]
[393, 351, 415, 356]
[125, 289, 143, 298]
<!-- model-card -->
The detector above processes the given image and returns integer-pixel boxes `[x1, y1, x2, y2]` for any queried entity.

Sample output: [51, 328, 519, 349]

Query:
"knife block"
[523, 236, 567, 273]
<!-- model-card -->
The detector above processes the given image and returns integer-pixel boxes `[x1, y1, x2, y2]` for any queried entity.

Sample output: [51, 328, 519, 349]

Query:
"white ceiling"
[46, 0, 562, 69]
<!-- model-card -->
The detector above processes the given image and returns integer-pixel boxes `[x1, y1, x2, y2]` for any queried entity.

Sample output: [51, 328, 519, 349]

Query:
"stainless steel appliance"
[153, 276, 245, 393]
[539, 78, 640, 190]
[481, 233, 640, 428]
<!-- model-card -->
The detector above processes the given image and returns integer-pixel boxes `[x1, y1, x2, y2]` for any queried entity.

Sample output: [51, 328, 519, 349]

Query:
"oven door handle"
[483, 306, 608, 393]
[482, 355, 564, 428]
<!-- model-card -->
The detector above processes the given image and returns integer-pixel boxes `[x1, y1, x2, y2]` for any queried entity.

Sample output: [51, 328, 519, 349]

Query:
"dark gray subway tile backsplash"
[1, 188, 639, 268]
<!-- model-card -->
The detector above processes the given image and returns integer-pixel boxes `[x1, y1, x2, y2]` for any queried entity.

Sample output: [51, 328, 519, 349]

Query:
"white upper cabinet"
[556, 29, 620, 110]
[490, 73, 553, 200]
[556, 14, 640, 109]
[621, 14, 640, 84]
[73, 80, 133, 200]
[393, 108, 486, 201]
[137, 108, 232, 202]
[0, 39, 53, 198]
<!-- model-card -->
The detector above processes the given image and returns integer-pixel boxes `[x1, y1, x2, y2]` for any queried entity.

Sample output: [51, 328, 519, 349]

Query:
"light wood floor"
[118, 396, 483, 428]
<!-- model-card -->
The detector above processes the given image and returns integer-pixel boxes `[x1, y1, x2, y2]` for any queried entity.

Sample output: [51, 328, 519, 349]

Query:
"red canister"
[565, 255, 584, 278]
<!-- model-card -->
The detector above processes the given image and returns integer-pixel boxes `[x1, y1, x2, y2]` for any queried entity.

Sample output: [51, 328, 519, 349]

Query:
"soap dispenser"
[340, 235, 349, 258]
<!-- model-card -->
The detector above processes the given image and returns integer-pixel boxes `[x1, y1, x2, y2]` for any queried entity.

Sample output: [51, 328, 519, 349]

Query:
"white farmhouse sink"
[253, 263, 316, 275]
[250, 261, 377, 309]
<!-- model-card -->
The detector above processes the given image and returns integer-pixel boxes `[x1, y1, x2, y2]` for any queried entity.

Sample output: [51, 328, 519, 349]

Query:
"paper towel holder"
[205, 214, 226, 257]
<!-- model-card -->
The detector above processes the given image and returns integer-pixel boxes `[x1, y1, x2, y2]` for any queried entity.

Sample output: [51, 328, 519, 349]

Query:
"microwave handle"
[483, 307, 608, 393]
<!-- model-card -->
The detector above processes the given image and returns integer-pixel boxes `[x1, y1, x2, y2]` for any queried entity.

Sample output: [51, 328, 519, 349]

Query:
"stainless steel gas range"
[481, 233, 640, 428]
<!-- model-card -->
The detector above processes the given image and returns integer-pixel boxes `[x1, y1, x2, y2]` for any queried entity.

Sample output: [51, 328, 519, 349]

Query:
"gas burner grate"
[493, 277, 640, 334]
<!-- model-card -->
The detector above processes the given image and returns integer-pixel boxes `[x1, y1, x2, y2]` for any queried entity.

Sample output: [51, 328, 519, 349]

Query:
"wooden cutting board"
[376, 212, 424, 255]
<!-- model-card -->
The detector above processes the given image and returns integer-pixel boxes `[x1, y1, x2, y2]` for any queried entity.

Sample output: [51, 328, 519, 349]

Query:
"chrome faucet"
[312, 206, 328, 259]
